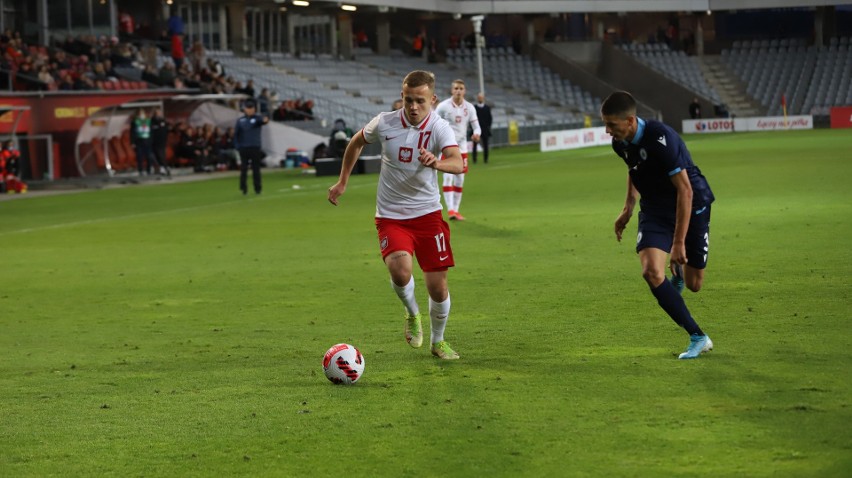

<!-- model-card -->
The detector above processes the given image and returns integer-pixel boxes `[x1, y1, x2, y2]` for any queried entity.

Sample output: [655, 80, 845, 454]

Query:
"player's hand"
[471, 134, 481, 143]
[327, 182, 346, 206]
[614, 211, 631, 242]
[418, 148, 437, 168]
[670, 242, 688, 266]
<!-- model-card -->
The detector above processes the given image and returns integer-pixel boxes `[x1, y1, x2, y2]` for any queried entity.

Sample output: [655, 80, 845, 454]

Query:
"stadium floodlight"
[471, 15, 486, 96]
[342, 4, 357, 11]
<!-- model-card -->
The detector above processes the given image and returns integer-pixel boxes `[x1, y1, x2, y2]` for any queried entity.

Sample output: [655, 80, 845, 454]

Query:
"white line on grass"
[0, 181, 376, 237]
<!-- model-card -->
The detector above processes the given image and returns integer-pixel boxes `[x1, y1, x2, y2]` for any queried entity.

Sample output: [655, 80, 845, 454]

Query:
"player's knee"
[641, 267, 666, 287]
[686, 278, 703, 293]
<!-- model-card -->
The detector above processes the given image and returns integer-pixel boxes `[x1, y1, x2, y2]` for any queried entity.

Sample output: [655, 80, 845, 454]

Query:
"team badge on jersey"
[380, 236, 389, 251]
[640, 148, 647, 160]
[399, 147, 413, 163]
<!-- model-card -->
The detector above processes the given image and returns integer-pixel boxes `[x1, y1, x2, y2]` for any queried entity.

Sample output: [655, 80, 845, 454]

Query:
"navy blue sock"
[650, 279, 704, 336]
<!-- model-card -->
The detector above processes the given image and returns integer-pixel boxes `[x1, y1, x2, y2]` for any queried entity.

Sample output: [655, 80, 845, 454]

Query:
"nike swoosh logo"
[439, 255, 449, 261]
[385, 134, 404, 141]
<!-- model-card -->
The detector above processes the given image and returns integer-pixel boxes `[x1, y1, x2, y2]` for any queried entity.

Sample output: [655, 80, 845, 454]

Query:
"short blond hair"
[403, 70, 436, 91]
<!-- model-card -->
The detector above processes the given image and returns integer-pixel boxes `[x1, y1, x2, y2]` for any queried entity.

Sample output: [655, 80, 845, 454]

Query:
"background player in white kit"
[327, 70, 465, 360]
[436, 79, 481, 221]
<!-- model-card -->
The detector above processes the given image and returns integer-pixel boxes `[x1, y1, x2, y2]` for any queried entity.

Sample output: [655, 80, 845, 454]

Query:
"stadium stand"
[620, 42, 722, 106]
[446, 45, 601, 118]
[201, 46, 591, 135]
[720, 37, 851, 116]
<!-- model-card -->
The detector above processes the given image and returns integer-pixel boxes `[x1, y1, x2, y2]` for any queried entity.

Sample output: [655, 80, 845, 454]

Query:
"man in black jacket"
[472, 93, 492, 164]
[150, 107, 171, 176]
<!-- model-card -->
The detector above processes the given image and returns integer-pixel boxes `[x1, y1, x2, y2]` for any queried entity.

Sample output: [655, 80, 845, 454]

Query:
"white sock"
[442, 174, 455, 211]
[392, 276, 419, 316]
[453, 174, 465, 212]
[429, 294, 451, 344]
[443, 190, 454, 211]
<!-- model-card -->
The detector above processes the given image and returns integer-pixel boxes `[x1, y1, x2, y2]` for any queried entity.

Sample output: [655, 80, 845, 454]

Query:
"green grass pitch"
[1, 129, 850, 476]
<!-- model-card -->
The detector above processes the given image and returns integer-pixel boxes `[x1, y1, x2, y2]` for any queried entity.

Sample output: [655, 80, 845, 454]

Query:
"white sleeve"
[468, 102, 481, 136]
[433, 120, 458, 155]
[361, 114, 381, 144]
[435, 102, 450, 123]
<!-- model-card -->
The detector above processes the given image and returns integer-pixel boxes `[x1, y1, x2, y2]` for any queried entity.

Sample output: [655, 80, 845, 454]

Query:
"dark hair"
[601, 91, 637, 117]
[243, 99, 256, 109]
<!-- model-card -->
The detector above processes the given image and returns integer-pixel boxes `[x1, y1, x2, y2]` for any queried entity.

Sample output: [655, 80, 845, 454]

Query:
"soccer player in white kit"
[435, 79, 481, 221]
[327, 70, 465, 360]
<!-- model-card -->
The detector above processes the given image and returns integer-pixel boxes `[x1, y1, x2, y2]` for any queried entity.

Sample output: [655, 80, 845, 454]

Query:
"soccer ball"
[322, 343, 365, 385]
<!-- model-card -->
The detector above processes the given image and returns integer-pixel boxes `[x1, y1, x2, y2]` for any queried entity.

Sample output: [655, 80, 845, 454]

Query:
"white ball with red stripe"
[322, 343, 365, 385]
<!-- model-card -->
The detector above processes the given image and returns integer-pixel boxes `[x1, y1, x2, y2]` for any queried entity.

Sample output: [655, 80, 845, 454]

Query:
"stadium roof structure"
[307, 0, 850, 14]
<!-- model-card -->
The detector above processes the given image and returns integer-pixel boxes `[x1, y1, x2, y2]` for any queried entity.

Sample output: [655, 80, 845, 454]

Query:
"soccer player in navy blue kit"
[601, 91, 715, 359]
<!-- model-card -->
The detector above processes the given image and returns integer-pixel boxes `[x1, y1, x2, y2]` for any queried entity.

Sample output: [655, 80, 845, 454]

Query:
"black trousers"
[472, 135, 489, 163]
[239, 147, 264, 193]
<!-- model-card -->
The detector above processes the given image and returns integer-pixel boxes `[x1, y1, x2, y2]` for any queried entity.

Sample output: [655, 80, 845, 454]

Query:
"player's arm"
[615, 175, 638, 242]
[327, 130, 367, 206]
[669, 169, 693, 265]
[469, 105, 481, 142]
[421, 145, 463, 173]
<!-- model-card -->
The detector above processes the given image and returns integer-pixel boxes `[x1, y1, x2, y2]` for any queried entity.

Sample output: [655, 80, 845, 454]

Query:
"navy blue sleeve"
[647, 124, 683, 177]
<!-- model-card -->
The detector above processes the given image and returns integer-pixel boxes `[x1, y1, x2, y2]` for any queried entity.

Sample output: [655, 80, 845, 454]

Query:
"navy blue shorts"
[636, 205, 711, 269]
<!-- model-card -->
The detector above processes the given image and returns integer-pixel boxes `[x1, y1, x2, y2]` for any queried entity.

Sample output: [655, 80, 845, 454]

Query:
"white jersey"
[435, 98, 481, 154]
[362, 110, 458, 219]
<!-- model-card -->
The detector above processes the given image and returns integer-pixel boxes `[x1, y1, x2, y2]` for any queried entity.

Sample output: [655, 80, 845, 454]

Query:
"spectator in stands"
[258, 88, 274, 115]
[176, 125, 210, 172]
[242, 79, 256, 98]
[688, 97, 701, 119]
[215, 127, 239, 170]
[235, 99, 269, 194]
[57, 70, 75, 91]
[141, 64, 160, 85]
[14, 61, 41, 91]
[37, 65, 55, 88]
[206, 58, 224, 79]
[130, 109, 155, 176]
[391, 99, 403, 111]
[158, 60, 176, 87]
[150, 107, 171, 176]
[75, 75, 97, 91]
[329, 119, 353, 159]
[52, 50, 70, 70]
[104, 59, 122, 79]
[168, 9, 185, 37]
[412, 31, 425, 57]
[171, 33, 185, 70]
[118, 10, 135, 40]
[273, 100, 289, 121]
[298, 100, 314, 120]
[189, 40, 205, 73]
[89, 62, 109, 83]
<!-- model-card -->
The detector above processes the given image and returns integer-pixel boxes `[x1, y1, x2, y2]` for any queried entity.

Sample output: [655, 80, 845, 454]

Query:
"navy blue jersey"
[612, 118, 714, 213]
[234, 114, 266, 149]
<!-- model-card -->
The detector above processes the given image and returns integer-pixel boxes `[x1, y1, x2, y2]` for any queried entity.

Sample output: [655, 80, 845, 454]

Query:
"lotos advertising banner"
[830, 106, 852, 129]
[682, 118, 735, 134]
[682, 115, 813, 134]
[540, 126, 612, 152]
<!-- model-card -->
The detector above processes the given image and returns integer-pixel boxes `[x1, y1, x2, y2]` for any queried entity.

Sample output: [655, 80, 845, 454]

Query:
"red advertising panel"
[830, 106, 852, 129]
